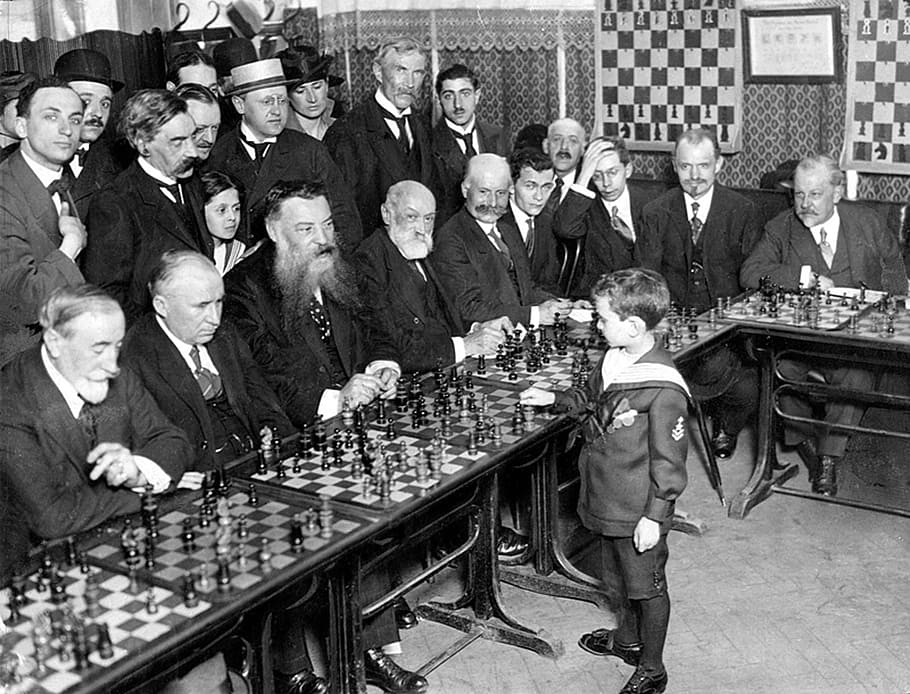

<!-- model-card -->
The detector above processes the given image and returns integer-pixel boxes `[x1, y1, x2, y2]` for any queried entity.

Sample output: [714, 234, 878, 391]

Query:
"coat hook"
[202, 0, 221, 31]
[173, 2, 191, 32]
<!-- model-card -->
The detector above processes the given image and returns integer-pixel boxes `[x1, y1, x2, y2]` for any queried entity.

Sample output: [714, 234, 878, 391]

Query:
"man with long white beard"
[223, 179, 401, 429]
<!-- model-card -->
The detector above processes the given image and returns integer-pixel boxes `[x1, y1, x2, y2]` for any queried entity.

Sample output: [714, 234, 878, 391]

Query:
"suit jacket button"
[413, 317, 420, 324]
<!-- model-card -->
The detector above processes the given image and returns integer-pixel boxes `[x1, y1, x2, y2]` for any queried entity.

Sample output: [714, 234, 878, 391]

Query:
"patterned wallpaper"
[317, 7, 909, 202]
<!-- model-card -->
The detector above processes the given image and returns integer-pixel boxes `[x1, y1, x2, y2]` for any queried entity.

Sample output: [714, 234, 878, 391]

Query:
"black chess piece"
[181, 517, 197, 552]
[74, 625, 90, 671]
[217, 558, 231, 592]
[247, 483, 259, 507]
[83, 570, 101, 618]
[182, 573, 199, 607]
[290, 515, 305, 553]
[96, 622, 114, 659]
[65, 536, 77, 567]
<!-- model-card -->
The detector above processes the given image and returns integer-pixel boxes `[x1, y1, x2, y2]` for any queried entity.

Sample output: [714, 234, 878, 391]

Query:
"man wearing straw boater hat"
[54, 48, 128, 217]
[279, 45, 345, 141]
[204, 57, 362, 252]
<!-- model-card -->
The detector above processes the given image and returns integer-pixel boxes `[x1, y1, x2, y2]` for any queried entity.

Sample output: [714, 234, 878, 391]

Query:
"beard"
[272, 242, 362, 337]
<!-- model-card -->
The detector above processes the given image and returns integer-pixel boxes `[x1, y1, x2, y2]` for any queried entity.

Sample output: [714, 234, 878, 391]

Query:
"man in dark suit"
[205, 58, 361, 252]
[433, 153, 572, 327]
[324, 37, 436, 236]
[0, 77, 86, 364]
[354, 180, 509, 373]
[0, 70, 35, 161]
[224, 180, 426, 694]
[639, 128, 760, 459]
[500, 148, 562, 295]
[553, 137, 648, 298]
[741, 154, 908, 496]
[122, 250, 292, 470]
[0, 284, 190, 582]
[84, 89, 212, 324]
[53, 49, 128, 219]
[431, 63, 509, 226]
[541, 118, 586, 216]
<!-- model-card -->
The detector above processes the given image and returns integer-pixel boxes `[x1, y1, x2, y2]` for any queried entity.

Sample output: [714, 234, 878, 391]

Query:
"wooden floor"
[390, 428, 910, 694]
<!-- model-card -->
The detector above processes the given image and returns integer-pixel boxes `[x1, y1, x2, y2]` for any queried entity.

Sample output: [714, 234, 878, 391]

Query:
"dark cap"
[212, 37, 258, 79]
[53, 49, 124, 92]
[0, 71, 37, 107]
[277, 46, 344, 88]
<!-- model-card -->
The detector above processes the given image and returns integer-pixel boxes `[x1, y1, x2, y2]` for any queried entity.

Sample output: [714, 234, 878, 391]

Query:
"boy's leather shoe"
[496, 526, 529, 559]
[364, 648, 428, 694]
[813, 455, 838, 496]
[577, 628, 642, 666]
[711, 430, 736, 459]
[619, 666, 668, 694]
[274, 669, 329, 694]
[393, 597, 417, 630]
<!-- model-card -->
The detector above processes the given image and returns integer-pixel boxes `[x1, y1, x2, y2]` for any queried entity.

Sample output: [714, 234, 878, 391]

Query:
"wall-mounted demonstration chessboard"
[595, 0, 743, 152]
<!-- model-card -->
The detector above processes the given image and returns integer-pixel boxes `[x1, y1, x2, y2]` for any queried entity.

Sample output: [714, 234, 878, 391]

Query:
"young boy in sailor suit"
[521, 267, 690, 694]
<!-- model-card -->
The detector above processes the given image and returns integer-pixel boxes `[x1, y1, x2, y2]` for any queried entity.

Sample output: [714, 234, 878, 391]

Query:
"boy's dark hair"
[508, 147, 553, 182]
[589, 135, 631, 165]
[592, 268, 670, 330]
[434, 63, 478, 94]
[166, 50, 215, 86]
[262, 179, 328, 224]
[16, 76, 80, 118]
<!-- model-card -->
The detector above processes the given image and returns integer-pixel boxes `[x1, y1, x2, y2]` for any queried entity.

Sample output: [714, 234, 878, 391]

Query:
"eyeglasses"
[254, 95, 288, 108]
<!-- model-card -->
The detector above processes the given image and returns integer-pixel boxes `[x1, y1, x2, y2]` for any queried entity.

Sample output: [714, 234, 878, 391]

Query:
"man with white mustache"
[434, 153, 572, 327]
[0, 284, 191, 583]
[325, 37, 437, 236]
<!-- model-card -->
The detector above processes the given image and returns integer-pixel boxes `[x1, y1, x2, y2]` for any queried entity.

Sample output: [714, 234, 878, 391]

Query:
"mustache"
[83, 117, 105, 128]
[474, 203, 508, 216]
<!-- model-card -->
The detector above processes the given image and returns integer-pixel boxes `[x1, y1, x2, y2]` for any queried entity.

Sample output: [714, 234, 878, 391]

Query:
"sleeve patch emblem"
[671, 416, 685, 441]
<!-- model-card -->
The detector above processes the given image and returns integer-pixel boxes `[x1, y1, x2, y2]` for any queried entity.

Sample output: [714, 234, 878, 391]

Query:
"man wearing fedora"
[0, 76, 86, 364]
[84, 89, 212, 324]
[279, 46, 344, 141]
[0, 70, 35, 162]
[54, 48, 129, 219]
[324, 37, 437, 236]
[204, 57, 362, 253]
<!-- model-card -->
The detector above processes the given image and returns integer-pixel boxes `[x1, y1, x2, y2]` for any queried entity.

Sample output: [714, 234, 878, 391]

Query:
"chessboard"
[464, 345, 594, 391]
[81, 482, 366, 602]
[842, 0, 910, 174]
[723, 288, 882, 331]
[843, 295, 910, 345]
[595, 0, 743, 152]
[0, 562, 210, 694]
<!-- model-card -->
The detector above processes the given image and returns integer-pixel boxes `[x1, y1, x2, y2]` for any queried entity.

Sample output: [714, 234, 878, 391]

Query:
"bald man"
[433, 153, 571, 327]
[354, 180, 510, 373]
[122, 250, 291, 470]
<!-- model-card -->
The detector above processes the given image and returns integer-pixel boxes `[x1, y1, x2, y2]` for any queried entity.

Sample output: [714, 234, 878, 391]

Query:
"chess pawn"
[491, 422, 503, 447]
[181, 517, 197, 552]
[467, 429, 478, 457]
[237, 513, 249, 539]
[197, 564, 211, 591]
[376, 398, 388, 424]
[341, 398, 354, 427]
[83, 570, 101, 619]
[276, 460, 287, 478]
[290, 515, 305, 553]
[182, 573, 200, 608]
[258, 538, 273, 572]
[247, 483, 259, 507]
[318, 496, 333, 540]
[146, 587, 158, 614]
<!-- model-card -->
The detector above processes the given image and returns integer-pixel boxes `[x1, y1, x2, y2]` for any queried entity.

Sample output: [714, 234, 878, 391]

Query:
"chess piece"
[247, 483, 259, 507]
[146, 587, 158, 614]
[96, 621, 114, 659]
[197, 564, 211, 591]
[79, 550, 90, 574]
[258, 538, 273, 572]
[467, 429, 478, 457]
[65, 536, 77, 567]
[276, 459, 287, 478]
[216, 557, 231, 592]
[83, 570, 101, 618]
[181, 517, 197, 552]
[319, 496, 333, 539]
[182, 573, 200, 608]
[238, 513, 249, 539]
[74, 624, 90, 671]
[290, 515, 305, 553]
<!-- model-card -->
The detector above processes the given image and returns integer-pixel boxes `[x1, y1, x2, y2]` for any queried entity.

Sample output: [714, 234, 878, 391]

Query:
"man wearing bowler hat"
[279, 46, 345, 141]
[0, 71, 36, 161]
[204, 57, 362, 252]
[54, 48, 129, 219]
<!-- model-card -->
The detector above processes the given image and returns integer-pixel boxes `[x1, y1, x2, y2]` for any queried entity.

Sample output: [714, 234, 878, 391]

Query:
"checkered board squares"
[843, 0, 910, 174]
[844, 299, 910, 346]
[722, 292, 880, 331]
[0, 565, 210, 694]
[84, 490, 363, 600]
[464, 351, 588, 391]
[597, 0, 743, 152]
[251, 432, 486, 510]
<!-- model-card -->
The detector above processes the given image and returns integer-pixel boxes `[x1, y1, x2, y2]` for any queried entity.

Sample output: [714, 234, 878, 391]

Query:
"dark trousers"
[683, 345, 758, 436]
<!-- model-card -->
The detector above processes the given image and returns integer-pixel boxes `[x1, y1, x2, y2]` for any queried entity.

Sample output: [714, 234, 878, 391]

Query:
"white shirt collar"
[509, 200, 534, 242]
[137, 156, 178, 186]
[240, 121, 276, 145]
[155, 315, 218, 375]
[374, 88, 411, 118]
[41, 344, 85, 418]
[21, 148, 63, 187]
[445, 117, 476, 137]
[683, 186, 715, 223]
[475, 219, 496, 235]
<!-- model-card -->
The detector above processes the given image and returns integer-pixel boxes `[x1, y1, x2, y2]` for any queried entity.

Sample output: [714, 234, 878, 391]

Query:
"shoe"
[496, 526, 529, 559]
[577, 628, 641, 666]
[711, 429, 736, 459]
[795, 439, 820, 480]
[364, 647, 428, 694]
[619, 666, 668, 694]
[393, 596, 417, 630]
[813, 455, 838, 497]
[274, 669, 329, 694]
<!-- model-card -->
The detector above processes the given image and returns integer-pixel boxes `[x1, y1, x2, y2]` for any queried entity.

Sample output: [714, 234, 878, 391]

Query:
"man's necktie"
[75, 147, 89, 167]
[190, 345, 223, 400]
[690, 201, 703, 245]
[47, 166, 75, 197]
[161, 182, 184, 207]
[241, 136, 270, 172]
[488, 226, 512, 265]
[611, 206, 635, 243]
[461, 131, 477, 158]
[309, 298, 332, 342]
[408, 259, 426, 282]
[818, 227, 834, 269]
[77, 399, 98, 448]
[553, 176, 564, 202]
[379, 107, 410, 154]
[525, 217, 536, 258]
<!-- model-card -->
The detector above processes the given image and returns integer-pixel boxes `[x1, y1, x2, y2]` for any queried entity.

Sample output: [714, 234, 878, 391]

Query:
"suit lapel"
[133, 165, 203, 252]
[325, 297, 353, 375]
[365, 101, 412, 182]
[208, 330, 253, 434]
[669, 189, 693, 265]
[498, 217, 532, 300]
[10, 152, 59, 243]
[435, 121, 466, 176]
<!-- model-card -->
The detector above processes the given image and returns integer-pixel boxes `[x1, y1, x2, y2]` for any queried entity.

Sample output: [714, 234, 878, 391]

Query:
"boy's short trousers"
[600, 533, 670, 601]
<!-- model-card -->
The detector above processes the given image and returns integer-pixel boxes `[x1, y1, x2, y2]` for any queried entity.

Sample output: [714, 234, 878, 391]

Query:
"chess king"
[0, 284, 191, 582]
[740, 153, 908, 496]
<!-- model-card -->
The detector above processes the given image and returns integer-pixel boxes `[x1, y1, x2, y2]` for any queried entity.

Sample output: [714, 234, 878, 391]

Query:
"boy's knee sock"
[638, 593, 670, 672]
[615, 599, 641, 645]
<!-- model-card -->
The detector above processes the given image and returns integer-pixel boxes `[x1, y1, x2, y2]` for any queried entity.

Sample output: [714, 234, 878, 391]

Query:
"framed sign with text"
[742, 8, 842, 83]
